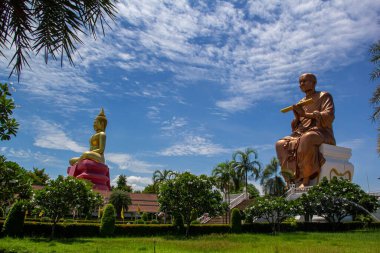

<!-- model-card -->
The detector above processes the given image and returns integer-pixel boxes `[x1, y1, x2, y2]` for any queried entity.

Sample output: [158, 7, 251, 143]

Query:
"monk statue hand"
[292, 104, 305, 118]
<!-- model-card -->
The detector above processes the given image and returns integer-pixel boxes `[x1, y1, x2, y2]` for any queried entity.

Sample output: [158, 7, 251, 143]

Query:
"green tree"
[0, 0, 117, 79]
[299, 177, 379, 225]
[100, 203, 116, 237]
[152, 169, 176, 191]
[34, 175, 103, 238]
[245, 196, 301, 234]
[230, 208, 242, 233]
[245, 183, 260, 199]
[27, 167, 50, 186]
[0, 83, 19, 141]
[260, 157, 286, 196]
[0, 156, 32, 208]
[369, 40, 380, 153]
[212, 161, 235, 205]
[109, 190, 131, 218]
[115, 174, 132, 192]
[158, 172, 224, 237]
[233, 148, 261, 196]
[1, 200, 28, 237]
[142, 184, 157, 193]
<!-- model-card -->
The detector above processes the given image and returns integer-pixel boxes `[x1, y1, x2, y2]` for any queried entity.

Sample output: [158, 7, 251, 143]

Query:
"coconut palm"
[212, 160, 235, 223]
[152, 169, 176, 187]
[260, 157, 286, 196]
[212, 161, 234, 203]
[369, 40, 380, 153]
[0, 0, 117, 79]
[232, 148, 261, 196]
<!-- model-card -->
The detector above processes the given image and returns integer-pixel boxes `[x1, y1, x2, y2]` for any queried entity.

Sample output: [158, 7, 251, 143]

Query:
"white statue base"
[309, 144, 354, 186]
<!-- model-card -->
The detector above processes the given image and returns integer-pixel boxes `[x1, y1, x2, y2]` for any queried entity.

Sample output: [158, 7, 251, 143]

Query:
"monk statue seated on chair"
[68, 108, 111, 191]
[275, 73, 336, 188]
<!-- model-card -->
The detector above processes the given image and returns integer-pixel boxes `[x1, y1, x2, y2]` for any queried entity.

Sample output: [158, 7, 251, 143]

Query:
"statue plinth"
[67, 159, 111, 191]
[309, 144, 354, 186]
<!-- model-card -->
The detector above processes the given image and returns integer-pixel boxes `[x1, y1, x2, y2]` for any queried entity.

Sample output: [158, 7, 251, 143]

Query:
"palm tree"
[369, 40, 380, 153]
[0, 0, 117, 79]
[212, 161, 235, 223]
[232, 148, 261, 196]
[152, 169, 176, 189]
[260, 157, 286, 196]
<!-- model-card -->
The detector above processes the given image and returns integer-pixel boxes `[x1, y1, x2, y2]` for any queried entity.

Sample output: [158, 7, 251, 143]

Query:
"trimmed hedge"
[100, 204, 116, 237]
[231, 208, 242, 233]
[2, 201, 26, 237]
[1, 220, 379, 238]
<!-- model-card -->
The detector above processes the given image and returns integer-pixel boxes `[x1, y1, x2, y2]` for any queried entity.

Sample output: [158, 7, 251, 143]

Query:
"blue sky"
[0, 0, 379, 192]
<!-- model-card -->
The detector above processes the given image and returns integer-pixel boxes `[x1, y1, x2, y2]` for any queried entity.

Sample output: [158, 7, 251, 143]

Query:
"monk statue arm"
[90, 132, 106, 154]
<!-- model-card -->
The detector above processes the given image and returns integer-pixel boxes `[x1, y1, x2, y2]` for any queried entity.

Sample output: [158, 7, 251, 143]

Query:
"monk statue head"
[299, 73, 317, 96]
[94, 108, 107, 132]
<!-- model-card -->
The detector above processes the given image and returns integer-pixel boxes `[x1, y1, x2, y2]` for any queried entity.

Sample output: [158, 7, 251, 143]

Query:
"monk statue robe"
[276, 73, 336, 187]
[67, 108, 111, 191]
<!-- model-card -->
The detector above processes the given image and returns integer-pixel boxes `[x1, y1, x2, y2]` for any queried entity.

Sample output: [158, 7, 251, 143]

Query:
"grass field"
[0, 231, 379, 253]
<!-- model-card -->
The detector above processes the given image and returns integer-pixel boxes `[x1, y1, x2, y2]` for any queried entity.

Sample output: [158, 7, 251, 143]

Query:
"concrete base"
[309, 144, 354, 186]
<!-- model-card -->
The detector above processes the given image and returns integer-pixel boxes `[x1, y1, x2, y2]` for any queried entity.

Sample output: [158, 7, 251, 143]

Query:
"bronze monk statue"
[70, 108, 107, 165]
[276, 73, 336, 188]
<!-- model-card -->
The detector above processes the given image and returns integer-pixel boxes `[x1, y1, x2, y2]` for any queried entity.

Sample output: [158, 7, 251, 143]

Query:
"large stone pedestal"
[310, 144, 354, 185]
[67, 159, 111, 191]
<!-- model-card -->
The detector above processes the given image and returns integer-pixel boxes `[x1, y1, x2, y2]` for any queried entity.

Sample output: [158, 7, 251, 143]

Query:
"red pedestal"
[67, 159, 111, 191]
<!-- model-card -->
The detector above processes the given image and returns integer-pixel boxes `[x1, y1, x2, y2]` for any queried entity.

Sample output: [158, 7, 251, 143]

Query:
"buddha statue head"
[94, 108, 107, 132]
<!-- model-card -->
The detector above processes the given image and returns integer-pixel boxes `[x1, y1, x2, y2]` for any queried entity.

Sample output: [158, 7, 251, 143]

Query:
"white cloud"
[0, 147, 65, 168]
[161, 116, 188, 136]
[107, 152, 160, 174]
[111, 175, 153, 191]
[32, 118, 86, 152]
[159, 135, 230, 156]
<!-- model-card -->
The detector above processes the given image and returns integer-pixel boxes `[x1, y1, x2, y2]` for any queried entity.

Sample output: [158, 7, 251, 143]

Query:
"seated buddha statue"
[69, 108, 107, 166]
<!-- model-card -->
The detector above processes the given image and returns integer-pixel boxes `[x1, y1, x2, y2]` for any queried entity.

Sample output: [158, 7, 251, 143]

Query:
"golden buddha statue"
[69, 108, 107, 166]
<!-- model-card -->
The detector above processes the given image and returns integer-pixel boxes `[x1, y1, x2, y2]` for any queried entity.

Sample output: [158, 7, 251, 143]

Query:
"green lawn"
[0, 231, 379, 253]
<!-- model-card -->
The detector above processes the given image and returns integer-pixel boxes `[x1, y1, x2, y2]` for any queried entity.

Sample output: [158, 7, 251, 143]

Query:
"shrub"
[231, 208, 242, 233]
[191, 220, 200, 225]
[0, 207, 4, 218]
[151, 219, 159, 224]
[141, 212, 149, 221]
[100, 204, 116, 237]
[2, 200, 27, 237]
[134, 219, 145, 224]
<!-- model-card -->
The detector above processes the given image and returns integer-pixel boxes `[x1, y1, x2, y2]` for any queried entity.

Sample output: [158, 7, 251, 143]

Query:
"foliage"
[153, 169, 176, 189]
[212, 161, 235, 204]
[0, 156, 32, 208]
[100, 204, 116, 237]
[246, 184, 260, 198]
[0, 83, 19, 140]
[0, 207, 4, 218]
[260, 157, 286, 196]
[0, 0, 117, 79]
[299, 177, 379, 224]
[141, 212, 148, 221]
[230, 208, 242, 233]
[27, 167, 50, 186]
[34, 175, 103, 238]
[158, 172, 224, 236]
[142, 183, 158, 193]
[114, 175, 132, 192]
[232, 148, 261, 195]
[134, 219, 145, 224]
[1, 200, 28, 237]
[245, 196, 301, 233]
[369, 40, 380, 153]
[109, 190, 131, 218]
